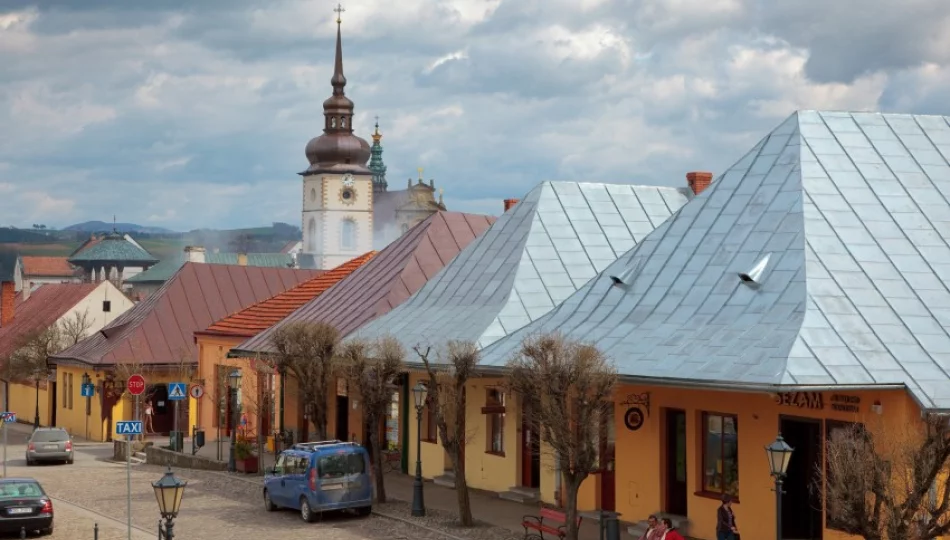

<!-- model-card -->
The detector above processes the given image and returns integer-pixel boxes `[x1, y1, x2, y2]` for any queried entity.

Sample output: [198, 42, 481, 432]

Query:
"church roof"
[197, 252, 375, 339]
[67, 233, 157, 264]
[352, 181, 690, 352]
[479, 111, 950, 411]
[231, 211, 494, 357]
[125, 253, 296, 284]
[50, 263, 320, 367]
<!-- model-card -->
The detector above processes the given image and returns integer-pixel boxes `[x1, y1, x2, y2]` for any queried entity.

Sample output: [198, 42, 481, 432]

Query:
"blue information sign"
[81, 383, 95, 398]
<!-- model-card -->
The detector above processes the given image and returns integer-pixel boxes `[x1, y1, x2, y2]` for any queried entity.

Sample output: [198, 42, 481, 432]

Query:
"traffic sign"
[0, 412, 15, 423]
[167, 382, 187, 401]
[127, 374, 146, 396]
[189, 384, 204, 400]
[115, 421, 142, 436]
[81, 383, 95, 398]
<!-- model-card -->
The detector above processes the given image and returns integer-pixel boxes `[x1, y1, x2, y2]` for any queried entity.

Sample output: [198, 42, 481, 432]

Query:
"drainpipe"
[554, 450, 562, 506]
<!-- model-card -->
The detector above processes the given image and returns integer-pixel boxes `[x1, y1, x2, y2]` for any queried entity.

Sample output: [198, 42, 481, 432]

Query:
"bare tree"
[414, 341, 479, 527]
[235, 354, 277, 472]
[822, 415, 950, 540]
[271, 322, 340, 440]
[342, 337, 405, 503]
[59, 309, 94, 347]
[506, 333, 617, 540]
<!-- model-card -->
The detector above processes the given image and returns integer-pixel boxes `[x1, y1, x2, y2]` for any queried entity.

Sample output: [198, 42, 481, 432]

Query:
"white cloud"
[424, 50, 469, 74]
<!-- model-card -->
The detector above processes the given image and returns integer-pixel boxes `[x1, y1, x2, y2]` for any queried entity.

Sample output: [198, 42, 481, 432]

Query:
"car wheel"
[300, 497, 315, 523]
[67, 457, 74, 465]
[263, 490, 276, 512]
[40, 527, 53, 536]
[356, 505, 372, 517]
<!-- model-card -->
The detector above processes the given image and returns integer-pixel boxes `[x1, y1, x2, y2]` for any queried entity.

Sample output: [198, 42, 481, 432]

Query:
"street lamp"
[411, 381, 428, 517]
[766, 433, 794, 540]
[227, 369, 242, 473]
[153, 466, 187, 540]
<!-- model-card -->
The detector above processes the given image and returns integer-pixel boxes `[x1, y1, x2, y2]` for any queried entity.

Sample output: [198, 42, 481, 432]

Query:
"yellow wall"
[55, 365, 107, 441]
[612, 384, 915, 540]
[6, 381, 49, 427]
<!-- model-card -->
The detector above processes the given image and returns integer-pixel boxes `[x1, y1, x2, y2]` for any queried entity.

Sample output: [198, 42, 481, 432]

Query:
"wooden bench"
[522, 507, 582, 540]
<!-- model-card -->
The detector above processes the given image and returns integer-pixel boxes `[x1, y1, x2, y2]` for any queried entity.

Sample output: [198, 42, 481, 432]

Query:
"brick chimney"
[504, 199, 519, 212]
[0, 281, 14, 327]
[237, 253, 248, 266]
[687, 172, 713, 195]
[184, 246, 206, 264]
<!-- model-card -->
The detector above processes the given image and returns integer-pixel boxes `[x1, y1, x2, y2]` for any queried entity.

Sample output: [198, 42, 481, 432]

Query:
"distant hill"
[64, 221, 176, 234]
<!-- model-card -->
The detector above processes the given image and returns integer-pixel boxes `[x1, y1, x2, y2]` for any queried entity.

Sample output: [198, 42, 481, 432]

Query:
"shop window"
[702, 412, 739, 497]
[483, 388, 506, 455]
[825, 420, 868, 530]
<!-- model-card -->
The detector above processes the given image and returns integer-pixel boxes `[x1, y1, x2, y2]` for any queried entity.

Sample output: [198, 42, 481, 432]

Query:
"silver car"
[26, 428, 73, 466]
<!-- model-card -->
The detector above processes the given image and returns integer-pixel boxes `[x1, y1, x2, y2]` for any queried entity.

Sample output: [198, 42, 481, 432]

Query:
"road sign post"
[81, 382, 94, 441]
[127, 374, 146, 443]
[1, 412, 15, 477]
[116, 420, 142, 540]
[168, 383, 186, 453]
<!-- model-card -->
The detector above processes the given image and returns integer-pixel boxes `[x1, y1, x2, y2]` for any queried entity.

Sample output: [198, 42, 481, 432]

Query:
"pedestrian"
[717, 493, 739, 540]
[638, 515, 659, 540]
[144, 400, 155, 434]
[660, 518, 684, 540]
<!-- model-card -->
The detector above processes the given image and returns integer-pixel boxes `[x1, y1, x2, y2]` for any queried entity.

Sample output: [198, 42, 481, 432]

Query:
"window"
[310, 187, 317, 203]
[331, 117, 337, 128]
[423, 393, 438, 443]
[341, 117, 347, 128]
[341, 219, 356, 250]
[213, 365, 230, 428]
[62, 373, 68, 408]
[318, 452, 365, 479]
[274, 454, 288, 475]
[702, 412, 739, 497]
[102, 300, 111, 313]
[67, 373, 73, 410]
[307, 218, 317, 253]
[826, 420, 866, 530]
[483, 388, 506, 455]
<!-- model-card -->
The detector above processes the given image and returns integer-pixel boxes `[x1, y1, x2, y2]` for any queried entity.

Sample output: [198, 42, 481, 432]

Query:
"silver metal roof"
[479, 111, 950, 411]
[352, 181, 690, 352]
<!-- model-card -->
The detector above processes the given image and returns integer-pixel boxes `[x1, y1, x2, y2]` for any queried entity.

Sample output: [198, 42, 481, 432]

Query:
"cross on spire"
[334, 3, 345, 24]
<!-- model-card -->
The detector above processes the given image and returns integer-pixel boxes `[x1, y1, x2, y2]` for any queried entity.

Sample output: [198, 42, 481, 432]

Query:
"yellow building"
[0, 281, 132, 430]
[48, 261, 321, 441]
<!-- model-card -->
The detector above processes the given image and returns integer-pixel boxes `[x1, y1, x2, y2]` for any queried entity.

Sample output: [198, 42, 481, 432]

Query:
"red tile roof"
[198, 252, 376, 339]
[20, 256, 78, 278]
[49, 263, 322, 367]
[232, 211, 494, 356]
[0, 283, 98, 361]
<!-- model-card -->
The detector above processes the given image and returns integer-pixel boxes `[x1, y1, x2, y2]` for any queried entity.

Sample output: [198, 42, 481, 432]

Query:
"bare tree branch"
[505, 333, 616, 540]
[272, 322, 340, 441]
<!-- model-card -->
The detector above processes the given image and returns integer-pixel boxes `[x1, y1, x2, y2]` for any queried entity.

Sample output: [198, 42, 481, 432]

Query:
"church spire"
[370, 116, 388, 193]
[331, 4, 346, 96]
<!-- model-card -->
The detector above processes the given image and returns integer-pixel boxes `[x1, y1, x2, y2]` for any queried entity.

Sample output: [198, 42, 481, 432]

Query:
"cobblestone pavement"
[0, 441, 447, 540]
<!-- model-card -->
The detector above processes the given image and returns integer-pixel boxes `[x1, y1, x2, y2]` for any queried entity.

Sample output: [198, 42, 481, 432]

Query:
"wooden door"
[665, 410, 688, 516]
[599, 406, 616, 511]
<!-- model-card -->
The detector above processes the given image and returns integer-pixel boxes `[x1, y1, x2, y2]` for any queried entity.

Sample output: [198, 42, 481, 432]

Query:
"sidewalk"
[192, 437, 606, 540]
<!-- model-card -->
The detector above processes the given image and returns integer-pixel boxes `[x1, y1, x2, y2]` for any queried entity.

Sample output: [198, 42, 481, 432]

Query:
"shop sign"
[775, 392, 823, 409]
[620, 392, 650, 432]
[829, 394, 861, 413]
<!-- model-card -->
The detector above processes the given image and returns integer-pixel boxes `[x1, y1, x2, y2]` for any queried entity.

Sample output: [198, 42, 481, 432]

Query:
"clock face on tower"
[342, 174, 355, 188]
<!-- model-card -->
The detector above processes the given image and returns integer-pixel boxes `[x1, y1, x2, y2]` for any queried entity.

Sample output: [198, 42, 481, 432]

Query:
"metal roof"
[67, 233, 158, 264]
[125, 253, 296, 283]
[49, 263, 320, 367]
[231, 211, 494, 357]
[479, 111, 950, 411]
[0, 283, 100, 361]
[352, 181, 689, 352]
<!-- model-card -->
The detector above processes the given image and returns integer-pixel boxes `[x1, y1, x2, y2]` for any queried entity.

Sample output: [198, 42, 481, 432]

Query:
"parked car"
[263, 440, 372, 522]
[0, 478, 53, 536]
[26, 428, 73, 466]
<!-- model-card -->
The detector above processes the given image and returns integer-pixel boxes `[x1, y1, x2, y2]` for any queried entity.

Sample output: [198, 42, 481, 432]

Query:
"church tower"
[369, 119, 388, 194]
[300, 5, 374, 270]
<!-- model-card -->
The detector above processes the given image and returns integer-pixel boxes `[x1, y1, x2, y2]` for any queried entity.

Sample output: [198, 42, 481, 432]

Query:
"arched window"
[310, 187, 317, 203]
[341, 219, 356, 250]
[307, 218, 317, 252]
[341, 117, 347, 128]
[331, 117, 337, 128]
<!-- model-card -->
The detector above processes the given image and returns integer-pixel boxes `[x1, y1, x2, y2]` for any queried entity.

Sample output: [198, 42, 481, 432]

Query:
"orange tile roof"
[20, 256, 78, 278]
[198, 251, 376, 338]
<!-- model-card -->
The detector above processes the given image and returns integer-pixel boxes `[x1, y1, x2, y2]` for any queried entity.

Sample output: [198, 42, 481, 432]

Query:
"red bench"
[522, 507, 582, 540]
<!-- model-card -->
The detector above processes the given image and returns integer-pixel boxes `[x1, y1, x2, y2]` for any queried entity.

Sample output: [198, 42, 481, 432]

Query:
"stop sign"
[127, 374, 146, 396]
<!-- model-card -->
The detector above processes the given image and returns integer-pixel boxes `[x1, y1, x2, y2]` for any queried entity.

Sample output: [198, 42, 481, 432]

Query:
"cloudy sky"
[1, 0, 949, 231]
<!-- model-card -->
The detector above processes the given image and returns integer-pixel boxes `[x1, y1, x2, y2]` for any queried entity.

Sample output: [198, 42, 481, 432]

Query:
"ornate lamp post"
[153, 466, 187, 539]
[411, 382, 428, 517]
[227, 369, 242, 473]
[766, 433, 794, 540]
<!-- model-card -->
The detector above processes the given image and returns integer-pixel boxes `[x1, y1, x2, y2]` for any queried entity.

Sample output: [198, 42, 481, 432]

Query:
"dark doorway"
[49, 382, 57, 426]
[599, 407, 616, 511]
[780, 417, 823, 540]
[336, 395, 349, 441]
[521, 404, 541, 489]
[665, 409, 688, 516]
[150, 385, 174, 435]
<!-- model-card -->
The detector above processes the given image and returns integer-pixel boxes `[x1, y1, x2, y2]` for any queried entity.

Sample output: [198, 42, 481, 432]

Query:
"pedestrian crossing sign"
[168, 382, 187, 401]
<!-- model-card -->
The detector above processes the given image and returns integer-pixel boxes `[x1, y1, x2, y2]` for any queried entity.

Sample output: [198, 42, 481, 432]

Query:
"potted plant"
[234, 440, 259, 474]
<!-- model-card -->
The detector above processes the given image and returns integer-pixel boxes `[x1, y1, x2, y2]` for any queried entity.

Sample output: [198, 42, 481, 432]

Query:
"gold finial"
[417, 167, 424, 181]
[372, 115, 381, 141]
[334, 3, 345, 24]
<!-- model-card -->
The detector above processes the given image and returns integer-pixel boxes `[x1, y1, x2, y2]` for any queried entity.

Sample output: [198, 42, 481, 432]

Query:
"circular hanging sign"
[190, 384, 205, 399]
[624, 407, 645, 431]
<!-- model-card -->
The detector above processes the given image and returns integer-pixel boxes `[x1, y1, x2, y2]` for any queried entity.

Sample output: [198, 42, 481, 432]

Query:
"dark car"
[26, 428, 73, 465]
[0, 479, 53, 536]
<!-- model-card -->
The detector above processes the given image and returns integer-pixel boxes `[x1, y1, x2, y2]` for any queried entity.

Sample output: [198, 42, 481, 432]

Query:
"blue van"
[263, 440, 372, 522]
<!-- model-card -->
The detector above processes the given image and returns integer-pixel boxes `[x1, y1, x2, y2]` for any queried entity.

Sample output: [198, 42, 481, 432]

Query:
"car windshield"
[31, 430, 69, 442]
[0, 482, 44, 499]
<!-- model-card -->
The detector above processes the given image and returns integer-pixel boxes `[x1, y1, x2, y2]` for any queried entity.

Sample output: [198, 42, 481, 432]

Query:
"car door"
[265, 454, 289, 507]
[285, 455, 309, 510]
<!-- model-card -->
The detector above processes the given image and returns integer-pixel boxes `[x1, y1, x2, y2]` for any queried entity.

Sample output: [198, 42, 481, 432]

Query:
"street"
[0, 425, 445, 540]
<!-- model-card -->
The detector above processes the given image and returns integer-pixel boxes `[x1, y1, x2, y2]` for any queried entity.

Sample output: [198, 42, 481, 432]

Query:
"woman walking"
[144, 400, 155, 435]
[717, 494, 739, 540]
